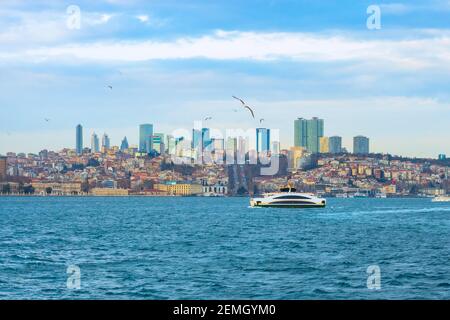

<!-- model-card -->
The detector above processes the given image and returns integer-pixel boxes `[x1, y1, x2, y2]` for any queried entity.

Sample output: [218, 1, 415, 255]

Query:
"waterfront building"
[91, 188, 129, 196]
[32, 182, 82, 196]
[154, 182, 203, 196]
[329, 136, 342, 154]
[0, 156, 7, 182]
[319, 136, 329, 153]
[76, 124, 83, 155]
[120, 137, 129, 151]
[438, 154, 446, 160]
[139, 124, 154, 153]
[91, 133, 100, 153]
[353, 136, 370, 154]
[256, 128, 271, 154]
[294, 117, 324, 154]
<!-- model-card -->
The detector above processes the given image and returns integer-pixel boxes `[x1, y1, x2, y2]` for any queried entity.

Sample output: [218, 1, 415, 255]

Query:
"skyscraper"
[294, 117, 324, 154]
[102, 133, 110, 150]
[353, 136, 370, 154]
[329, 136, 342, 154]
[166, 135, 176, 155]
[256, 128, 271, 153]
[226, 137, 237, 155]
[139, 124, 154, 153]
[152, 133, 165, 154]
[120, 137, 129, 151]
[0, 156, 7, 182]
[192, 129, 202, 151]
[91, 133, 100, 153]
[76, 124, 83, 155]
[319, 136, 329, 153]
[202, 128, 211, 150]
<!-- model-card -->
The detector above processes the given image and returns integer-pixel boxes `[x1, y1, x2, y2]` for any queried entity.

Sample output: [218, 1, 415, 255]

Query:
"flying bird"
[204, 116, 213, 121]
[232, 96, 255, 119]
[260, 118, 264, 124]
[44, 118, 50, 122]
[107, 85, 113, 90]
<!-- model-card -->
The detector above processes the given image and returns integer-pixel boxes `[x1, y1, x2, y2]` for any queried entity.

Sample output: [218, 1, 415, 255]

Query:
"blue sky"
[0, 0, 449, 157]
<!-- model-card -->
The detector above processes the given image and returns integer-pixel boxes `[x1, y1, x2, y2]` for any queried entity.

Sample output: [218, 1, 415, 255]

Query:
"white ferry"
[250, 187, 326, 208]
[431, 195, 450, 202]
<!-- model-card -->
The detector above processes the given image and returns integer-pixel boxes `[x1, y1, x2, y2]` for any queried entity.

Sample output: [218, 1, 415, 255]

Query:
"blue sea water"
[0, 196, 449, 300]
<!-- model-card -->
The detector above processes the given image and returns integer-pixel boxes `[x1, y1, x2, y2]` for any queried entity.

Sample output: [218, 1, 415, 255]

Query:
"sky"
[0, 0, 449, 157]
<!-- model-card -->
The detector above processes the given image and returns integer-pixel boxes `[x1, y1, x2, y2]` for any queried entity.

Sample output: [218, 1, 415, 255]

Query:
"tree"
[23, 185, 35, 194]
[237, 186, 248, 195]
[2, 184, 11, 194]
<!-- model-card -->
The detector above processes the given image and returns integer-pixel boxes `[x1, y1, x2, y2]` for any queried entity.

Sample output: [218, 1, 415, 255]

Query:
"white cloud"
[1, 30, 446, 72]
[136, 14, 149, 23]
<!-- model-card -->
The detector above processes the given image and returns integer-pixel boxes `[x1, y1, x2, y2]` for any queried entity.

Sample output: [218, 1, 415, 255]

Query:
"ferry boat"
[431, 195, 450, 202]
[250, 187, 326, 208]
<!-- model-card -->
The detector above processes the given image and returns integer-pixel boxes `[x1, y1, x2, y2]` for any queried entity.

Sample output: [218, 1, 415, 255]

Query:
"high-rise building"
[256, 128, 271, 154]
[102, 133, 110, 150]
[294, 117, 324, 154]
[353, 136, 370, 154]
[120, 137, 129, 151]
[319, 136, 329, 153]
[91, 133, 100, 153]
[0, 156, 7, 182]
[226, 137, 237, 155]
[192, 129, 202, 151]
[329, 136, 342, 154]
[271, 141, 280, 155]
[139, 124, 154, 153]
[76, 124, 83, 155]
[152, 133, 165, 154]
[192, 128, 212, 151]
[211, 138, 225, 152]
[288, 146, 307, 171]
[438, 154, 446, 160]
[202, 128, 211, 150]
[166, 135, 176, 155]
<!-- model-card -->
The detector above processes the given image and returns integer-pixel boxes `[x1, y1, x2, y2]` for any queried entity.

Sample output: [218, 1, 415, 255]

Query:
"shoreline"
[0, 194, 435, 199]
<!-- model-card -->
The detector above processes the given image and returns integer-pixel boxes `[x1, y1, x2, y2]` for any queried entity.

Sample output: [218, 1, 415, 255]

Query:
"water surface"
[0, 197, 449, 299]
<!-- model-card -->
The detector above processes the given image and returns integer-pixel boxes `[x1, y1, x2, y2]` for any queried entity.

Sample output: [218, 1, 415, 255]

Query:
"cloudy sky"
[0, 0, 449, 157]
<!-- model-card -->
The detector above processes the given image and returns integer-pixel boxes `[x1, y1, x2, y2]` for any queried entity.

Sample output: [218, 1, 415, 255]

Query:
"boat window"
[270, 200, 313, 205]
[275, 195, 311, 200]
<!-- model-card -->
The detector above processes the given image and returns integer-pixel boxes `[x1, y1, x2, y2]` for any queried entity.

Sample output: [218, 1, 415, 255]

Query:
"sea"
[0, 196, 449, 300]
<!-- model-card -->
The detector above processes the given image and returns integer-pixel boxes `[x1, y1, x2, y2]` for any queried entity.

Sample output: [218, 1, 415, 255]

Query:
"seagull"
[204, 116, 213, 121]
[107, 85, 113, 90]
[44, 118, 50, 122]
[232, 96, 255, 119]
[260, 118, 264, 124]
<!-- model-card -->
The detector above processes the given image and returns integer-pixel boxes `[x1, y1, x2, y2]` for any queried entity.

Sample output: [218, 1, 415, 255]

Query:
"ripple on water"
[0, 197, 449, 299]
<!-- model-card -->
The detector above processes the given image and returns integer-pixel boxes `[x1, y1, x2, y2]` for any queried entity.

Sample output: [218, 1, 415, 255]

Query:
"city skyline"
[0, 1, 449, 157]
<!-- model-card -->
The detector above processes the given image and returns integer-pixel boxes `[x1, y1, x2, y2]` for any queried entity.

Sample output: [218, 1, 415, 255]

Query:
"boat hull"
[251, 203, 326, 208]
